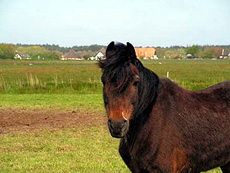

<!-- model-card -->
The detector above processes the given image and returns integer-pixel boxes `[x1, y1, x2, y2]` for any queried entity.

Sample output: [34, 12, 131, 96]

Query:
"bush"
[0, 44, 15, 59]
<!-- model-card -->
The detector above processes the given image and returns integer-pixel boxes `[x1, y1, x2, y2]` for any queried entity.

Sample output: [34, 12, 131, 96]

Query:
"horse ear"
[127, 42, 137, 60]
[106, 41, 115, 58]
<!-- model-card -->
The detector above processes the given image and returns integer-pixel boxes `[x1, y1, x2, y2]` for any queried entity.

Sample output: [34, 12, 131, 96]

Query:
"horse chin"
[109, 128, 129, 138]
[111, 133, 124, 138]
[110, 132, 127, 138]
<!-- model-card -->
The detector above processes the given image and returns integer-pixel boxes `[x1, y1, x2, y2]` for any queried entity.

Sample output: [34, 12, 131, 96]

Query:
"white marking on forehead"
[122, 112, 127, 120]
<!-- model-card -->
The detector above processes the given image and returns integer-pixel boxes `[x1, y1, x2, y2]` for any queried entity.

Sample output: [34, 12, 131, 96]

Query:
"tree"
[185, 45, 200, 58]
[0, 44, 15, 59]
[155, 48, 167, 59]
[201, 51, 214, 59]
[164, 48, 186, 59]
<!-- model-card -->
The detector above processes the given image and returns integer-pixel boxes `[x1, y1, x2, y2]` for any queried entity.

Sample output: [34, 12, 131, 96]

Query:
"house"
[88, 48, 106, 60]
[134, 47, 158, 60]
[14, 51, 31, 60]
[218, 49, 230, 59]
[60, 49, 83, 60]
[186, 54, 193, 59]
[89, 51, 105, 60]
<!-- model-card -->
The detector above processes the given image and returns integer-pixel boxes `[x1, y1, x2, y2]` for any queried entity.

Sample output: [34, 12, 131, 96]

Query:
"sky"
[0, 0, 229, 47]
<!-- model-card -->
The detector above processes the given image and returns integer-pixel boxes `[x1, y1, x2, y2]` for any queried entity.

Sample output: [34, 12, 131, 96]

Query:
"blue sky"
[0, 0, 229, 47]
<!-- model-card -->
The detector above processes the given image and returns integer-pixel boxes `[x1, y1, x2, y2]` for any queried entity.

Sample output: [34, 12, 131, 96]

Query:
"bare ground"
[0, 109, 106, 133]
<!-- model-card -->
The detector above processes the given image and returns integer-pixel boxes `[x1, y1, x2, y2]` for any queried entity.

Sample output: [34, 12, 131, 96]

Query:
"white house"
[89, 51, 104, 60]
[219, 49, 230, 59]
[14, 51, 31, 60]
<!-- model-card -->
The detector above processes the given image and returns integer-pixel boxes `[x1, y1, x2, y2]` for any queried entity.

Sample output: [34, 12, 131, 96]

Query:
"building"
[14, 51, 31, 60]
[219, 49, 230, 59]
[89, 51, 104, 60]
[134, 47, 158, 60]
[60, 49, 83, 60]
[88, 48, 105, 60]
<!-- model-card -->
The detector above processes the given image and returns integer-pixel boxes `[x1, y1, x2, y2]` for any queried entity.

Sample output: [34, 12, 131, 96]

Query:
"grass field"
[0, 59, 229, 172]
[0, 94, 103, 111]
[0, 59, 229, 94]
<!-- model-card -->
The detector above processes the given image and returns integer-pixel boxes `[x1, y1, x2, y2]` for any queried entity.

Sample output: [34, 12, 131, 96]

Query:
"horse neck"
[126, 67, 159, 143]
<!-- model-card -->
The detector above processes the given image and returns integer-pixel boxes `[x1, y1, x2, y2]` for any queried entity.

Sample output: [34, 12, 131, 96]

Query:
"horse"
[98, 41, 230, 173]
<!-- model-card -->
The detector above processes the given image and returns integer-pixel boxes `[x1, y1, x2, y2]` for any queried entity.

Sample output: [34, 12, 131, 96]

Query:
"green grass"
[0, 126, 129, 173]
[0, 60, 101, 94]
[0, 94, 104, 111]
[0, 126, 222, 173]
[0, 59, 229, 94]
[144, 59, 230, 90]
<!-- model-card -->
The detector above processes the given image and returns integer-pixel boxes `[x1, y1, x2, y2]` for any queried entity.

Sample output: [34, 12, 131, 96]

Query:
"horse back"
[150, 79, 230, 172]
[158, 79, 230, 114]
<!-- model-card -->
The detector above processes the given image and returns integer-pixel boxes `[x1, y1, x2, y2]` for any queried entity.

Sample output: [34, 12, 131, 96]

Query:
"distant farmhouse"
[14, 51, 31, 60]
[88, 52, 104, 60]
[219, 49, 230, 59]
[88, 48, 105, 60]
[60, 49, 83, 60]
[134, 47, 158, 60]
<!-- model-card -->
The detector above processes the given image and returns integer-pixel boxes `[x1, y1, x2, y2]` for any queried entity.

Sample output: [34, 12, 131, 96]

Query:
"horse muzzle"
[108, 119, 129, 138]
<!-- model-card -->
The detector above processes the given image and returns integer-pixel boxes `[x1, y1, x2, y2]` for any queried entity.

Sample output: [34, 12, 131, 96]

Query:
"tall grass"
[0, 74, 101, 94]
[144, 59, 230, 90]
[0, 59, 229, 94]
[0, 60, 102, 94]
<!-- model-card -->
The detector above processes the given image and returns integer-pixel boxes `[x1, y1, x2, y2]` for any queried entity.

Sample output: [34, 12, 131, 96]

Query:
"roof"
[64, 49, 79, 58]
[95, 52, 104, 57]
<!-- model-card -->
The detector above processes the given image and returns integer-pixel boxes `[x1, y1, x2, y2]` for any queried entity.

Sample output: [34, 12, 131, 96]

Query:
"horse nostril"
[108, 119, 128, 129]
[108, 119, 113, 128]
[121, 119, 128, 128]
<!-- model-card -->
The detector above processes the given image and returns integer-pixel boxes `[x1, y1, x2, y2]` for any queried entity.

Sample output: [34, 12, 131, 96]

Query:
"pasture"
[0, 59, 229, 172]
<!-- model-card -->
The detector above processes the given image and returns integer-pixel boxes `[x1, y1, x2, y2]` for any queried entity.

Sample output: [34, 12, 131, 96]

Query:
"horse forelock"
[99, 50, 140, 92]
[102, 62, 139, 93]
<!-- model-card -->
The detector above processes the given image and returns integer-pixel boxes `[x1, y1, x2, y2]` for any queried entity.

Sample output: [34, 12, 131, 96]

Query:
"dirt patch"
[0, 109, 107, 133]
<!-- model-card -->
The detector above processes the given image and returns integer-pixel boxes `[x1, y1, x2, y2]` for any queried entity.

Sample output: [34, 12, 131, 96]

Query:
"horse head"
[99, 41, 141, 138]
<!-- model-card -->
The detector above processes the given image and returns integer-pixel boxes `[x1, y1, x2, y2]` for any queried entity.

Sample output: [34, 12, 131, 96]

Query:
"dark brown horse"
[98, 41, 230, 173]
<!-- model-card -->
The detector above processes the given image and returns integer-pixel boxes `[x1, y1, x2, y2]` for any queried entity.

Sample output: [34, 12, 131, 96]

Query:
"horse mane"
[135, 62, 159, 119]
[98, 42, 159, 119]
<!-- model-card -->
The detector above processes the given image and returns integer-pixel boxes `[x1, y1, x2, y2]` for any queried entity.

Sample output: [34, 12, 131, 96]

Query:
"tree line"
[0, 43, 106, 60]
[156, 45, 230, 59]
[0, 43, 229, 60]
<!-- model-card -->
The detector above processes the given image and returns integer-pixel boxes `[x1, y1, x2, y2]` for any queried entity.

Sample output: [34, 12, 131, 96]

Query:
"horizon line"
[1, 42, 230, 48]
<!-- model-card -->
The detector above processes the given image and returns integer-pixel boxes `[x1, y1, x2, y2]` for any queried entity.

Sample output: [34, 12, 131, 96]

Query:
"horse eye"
[133, 81, 139, 87]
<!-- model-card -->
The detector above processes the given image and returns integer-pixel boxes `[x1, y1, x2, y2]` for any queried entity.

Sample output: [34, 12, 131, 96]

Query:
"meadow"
[0, 59, 229, 94]
[0, 59, 229, 173]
